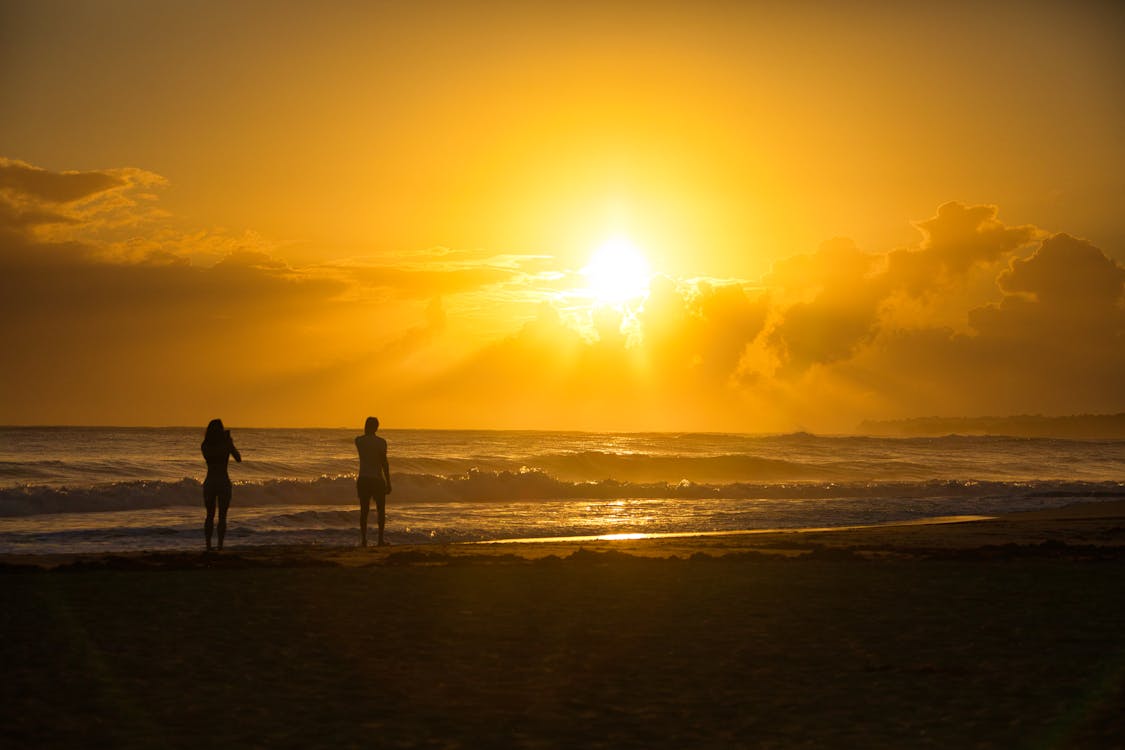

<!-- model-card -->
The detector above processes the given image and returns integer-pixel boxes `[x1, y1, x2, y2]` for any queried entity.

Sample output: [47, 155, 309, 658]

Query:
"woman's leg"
[203, 487, 217, 551]
[217, 486, 232, 551]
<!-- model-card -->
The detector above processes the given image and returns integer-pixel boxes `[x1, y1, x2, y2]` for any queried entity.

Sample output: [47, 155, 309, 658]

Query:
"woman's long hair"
[203, 418, 226, 444]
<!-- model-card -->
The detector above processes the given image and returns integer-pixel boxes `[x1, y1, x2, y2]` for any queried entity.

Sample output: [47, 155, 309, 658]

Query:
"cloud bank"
[1, 158, 1122, 431]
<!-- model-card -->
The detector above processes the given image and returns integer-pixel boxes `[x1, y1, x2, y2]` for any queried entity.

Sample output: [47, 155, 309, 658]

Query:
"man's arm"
[381, 445, 391, 493]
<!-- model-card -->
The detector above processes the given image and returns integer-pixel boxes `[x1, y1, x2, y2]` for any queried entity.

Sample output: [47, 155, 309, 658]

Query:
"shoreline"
[4, 500, 1123, 571]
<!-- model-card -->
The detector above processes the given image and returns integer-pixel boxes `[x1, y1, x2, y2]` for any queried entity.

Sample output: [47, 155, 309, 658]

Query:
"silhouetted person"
[355, 416, 391, 546]
[201, 418, 241, 551]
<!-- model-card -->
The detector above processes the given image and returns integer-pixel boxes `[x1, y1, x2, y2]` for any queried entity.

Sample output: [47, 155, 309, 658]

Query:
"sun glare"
[582, 236, 652, 305]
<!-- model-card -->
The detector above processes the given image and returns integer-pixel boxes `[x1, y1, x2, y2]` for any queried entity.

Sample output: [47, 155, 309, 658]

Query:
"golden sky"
[1, 0, 1123, 431]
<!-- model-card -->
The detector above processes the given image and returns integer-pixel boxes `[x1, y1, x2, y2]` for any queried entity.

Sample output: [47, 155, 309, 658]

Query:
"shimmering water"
[1, 427, 1121, 553]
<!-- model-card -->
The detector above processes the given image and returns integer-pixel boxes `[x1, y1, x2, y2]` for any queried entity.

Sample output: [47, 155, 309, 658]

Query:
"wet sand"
[3, 501, 1124, 748]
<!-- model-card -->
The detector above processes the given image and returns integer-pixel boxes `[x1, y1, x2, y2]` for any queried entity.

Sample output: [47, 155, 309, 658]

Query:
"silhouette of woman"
[201, 419, 241, 551]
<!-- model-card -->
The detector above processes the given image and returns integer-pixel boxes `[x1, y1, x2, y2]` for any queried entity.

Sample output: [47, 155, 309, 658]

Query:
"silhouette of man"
[355, 416, 391, 546]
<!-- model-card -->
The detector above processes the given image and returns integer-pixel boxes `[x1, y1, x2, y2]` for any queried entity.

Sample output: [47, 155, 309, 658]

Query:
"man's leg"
[376, 494, 386, 546]
[359, 495, 370, 547]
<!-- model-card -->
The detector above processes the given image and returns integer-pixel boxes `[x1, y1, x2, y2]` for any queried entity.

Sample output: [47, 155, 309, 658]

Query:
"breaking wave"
[1, 469, 1120, 517]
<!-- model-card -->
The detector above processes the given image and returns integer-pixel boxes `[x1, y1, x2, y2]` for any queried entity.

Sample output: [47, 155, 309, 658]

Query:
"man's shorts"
[357, 475, 386, 510]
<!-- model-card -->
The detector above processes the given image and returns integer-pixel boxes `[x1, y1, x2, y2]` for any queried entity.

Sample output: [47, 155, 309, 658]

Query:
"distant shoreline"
[857, 412, 1125, 439]
[4, 417, 1125, 438]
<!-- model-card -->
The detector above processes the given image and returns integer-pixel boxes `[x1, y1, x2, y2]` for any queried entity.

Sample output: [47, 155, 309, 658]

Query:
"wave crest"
[0, 470, 1121, 517]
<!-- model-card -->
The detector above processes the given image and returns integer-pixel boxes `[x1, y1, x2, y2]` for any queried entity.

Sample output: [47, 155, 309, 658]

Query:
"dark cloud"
[998, 233, 1124, 307]
[0, 158, 125, 204]
[761, 203, 1041, 374]
[0, 159, 361, 424]
[883, 202, 1037, 298]
[969, 232, 1125, 348]
[765, 238, 885, 372]
[641, 277, 768, 383]
[840, 232, 1125, 419]
[0, 200, 77, 232]
[0, 158, 167, 243]
[0, 230, 344, 321]
[911, 201, 1037, 276]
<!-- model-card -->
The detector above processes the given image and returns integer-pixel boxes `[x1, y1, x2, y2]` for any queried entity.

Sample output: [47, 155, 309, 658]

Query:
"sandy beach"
[3, 501, 1124, 748]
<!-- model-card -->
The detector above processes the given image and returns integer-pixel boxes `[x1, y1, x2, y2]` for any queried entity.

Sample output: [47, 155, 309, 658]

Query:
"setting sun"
[581, 236, 653, 305]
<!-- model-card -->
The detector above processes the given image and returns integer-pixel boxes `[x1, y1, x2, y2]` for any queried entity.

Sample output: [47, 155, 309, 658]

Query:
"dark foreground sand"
[3, 501, 1125, 749]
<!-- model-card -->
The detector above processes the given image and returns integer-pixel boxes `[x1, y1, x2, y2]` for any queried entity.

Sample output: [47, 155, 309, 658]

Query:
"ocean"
[1, 427, 1122, 554]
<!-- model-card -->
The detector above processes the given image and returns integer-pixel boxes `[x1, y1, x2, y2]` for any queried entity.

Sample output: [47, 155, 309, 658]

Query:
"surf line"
[471, 515, 996, 545]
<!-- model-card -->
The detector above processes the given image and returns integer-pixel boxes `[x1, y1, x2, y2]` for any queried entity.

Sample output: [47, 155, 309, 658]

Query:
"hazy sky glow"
[1, 0, 1123, 430]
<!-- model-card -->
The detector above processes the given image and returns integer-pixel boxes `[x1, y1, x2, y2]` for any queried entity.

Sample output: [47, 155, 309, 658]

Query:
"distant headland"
[857, 413, 1125, 439]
